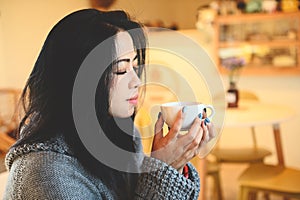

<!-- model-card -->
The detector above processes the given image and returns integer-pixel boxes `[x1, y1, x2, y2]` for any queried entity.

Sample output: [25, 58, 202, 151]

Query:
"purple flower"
[222, 57, 245, 71]
[221, 57, 245, 83]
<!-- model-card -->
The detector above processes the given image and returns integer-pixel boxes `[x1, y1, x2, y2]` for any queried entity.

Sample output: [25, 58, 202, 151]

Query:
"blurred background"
[0, 0, 300, 199]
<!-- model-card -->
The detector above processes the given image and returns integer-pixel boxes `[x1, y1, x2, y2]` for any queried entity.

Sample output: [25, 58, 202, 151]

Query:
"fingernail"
[198, 113, 202, 119]
[182, 106, 186, 113]
[205, 118, 210, 123]
[157, 112, 161, 119]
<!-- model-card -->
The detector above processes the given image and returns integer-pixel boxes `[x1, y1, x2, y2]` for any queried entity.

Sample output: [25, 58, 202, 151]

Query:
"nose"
[128, 70, 141, 89]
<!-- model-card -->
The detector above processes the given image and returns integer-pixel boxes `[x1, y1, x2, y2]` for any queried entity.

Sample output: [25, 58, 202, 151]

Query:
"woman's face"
[109, 31, 141, 118]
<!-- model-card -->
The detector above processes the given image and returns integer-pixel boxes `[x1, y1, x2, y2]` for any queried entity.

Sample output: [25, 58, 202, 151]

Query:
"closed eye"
[113, 55, 138, 75]
[114, 71, 127, 75]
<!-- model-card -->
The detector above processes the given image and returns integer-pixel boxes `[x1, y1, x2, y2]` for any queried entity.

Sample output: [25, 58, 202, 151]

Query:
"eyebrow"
[114, 55, 138, 64]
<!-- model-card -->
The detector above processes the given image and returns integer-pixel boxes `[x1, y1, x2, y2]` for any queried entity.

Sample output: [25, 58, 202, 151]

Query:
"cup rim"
[161, 101, 202, 107]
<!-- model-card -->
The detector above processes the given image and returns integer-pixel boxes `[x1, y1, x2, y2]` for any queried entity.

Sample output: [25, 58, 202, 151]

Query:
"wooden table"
[199, 100, 295, 200]
[223, 100, 295, 166]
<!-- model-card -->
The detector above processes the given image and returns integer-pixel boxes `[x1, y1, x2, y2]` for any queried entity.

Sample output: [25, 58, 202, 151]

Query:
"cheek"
[116, 73, 134, 91]
[111, 77, 128, 99]
[109, 77, 129, 114]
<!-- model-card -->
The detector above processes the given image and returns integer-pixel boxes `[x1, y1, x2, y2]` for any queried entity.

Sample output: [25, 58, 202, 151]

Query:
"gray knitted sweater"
[3, 137, 200, 200]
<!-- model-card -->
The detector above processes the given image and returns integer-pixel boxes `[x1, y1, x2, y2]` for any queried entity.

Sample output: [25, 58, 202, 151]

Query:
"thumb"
[154, 112, 164, 141]
[167, 107, 186, 139]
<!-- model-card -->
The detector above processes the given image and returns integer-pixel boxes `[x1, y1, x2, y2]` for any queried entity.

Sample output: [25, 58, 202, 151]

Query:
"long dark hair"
[14, 9, 147, 199]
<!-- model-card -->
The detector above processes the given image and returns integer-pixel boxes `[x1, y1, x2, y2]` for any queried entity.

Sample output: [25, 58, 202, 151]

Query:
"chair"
[0, 131, 16, 156]
[189, 155, 223, 200]
[0, 88, 20, 155]
[238, 163, 300, 200]
[207, 160, 223, 200]
[209, 90, 272, 199]
[211, 90, 272, 164]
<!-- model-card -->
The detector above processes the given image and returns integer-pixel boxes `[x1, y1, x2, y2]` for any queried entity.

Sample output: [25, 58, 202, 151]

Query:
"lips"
[128, 94, 138, 105]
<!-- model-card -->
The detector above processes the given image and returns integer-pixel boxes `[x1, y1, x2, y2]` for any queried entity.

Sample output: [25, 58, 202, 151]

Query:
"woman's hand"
[151, 108, 216, 172]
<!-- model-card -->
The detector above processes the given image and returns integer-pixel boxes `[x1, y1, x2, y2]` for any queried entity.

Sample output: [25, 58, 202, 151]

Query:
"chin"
[109, 104, 135, 118]
[128, 108, 135, 117]
[112, 109, 135, 118]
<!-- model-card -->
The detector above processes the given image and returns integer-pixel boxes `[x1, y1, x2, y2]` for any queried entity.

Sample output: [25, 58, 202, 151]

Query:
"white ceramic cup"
[160, 102, 215, 131]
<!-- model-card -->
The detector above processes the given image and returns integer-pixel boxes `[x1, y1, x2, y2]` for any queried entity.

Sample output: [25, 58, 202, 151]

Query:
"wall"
[111, 0, 210, 29]
[0, 2, 200, 198]
[0, 0, 205, 88]
[0, 8, 5, 86]
[0, 0, 90, 88]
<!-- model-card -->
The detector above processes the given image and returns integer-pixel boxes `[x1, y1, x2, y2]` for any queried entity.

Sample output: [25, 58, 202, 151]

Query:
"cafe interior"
[0, 0, 300, 199]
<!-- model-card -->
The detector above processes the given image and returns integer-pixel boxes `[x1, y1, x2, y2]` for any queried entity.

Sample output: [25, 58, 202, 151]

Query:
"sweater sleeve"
[134, 156, 200, 200]
[4, 151, 109, 200]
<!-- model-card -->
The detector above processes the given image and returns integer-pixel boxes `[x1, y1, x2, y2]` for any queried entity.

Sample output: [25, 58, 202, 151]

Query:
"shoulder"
[5, 151, 98, 199]
[11, 150, 86, 178]
[4, 149, 111, 199]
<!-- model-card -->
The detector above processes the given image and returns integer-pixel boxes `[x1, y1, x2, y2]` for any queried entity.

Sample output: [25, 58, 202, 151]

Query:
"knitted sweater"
[3, 137, 200, 200]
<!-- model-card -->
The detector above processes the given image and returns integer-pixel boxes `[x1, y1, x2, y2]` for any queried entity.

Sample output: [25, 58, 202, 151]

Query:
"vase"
[226, 81, 239, 108]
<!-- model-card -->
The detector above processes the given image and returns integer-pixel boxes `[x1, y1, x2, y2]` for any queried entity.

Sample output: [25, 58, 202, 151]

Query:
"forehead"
[115, 31, 135, 58]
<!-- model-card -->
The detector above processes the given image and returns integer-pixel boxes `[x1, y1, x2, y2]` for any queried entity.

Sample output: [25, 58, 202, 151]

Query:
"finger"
[179, 111, 204, 135]
[181, 130, 203, 158]
[185, 123, 203, 152]
[201, 120, 210, 143]
[154, 112, 164, 138]
[206, 121, 216, 140]
[179, 116, 202, 147]
[171, 131, 204, 169]
[167, 107, 185, 140]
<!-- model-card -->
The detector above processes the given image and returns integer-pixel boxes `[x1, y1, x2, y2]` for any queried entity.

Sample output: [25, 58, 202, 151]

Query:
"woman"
[4, 9, 214, 199]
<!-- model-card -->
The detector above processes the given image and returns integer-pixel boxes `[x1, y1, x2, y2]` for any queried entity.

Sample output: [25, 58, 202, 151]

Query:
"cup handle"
[205, 105, 215, 119]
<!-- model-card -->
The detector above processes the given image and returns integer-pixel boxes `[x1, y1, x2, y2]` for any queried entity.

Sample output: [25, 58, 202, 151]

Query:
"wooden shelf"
[215, 12, 300, 24]
[219, 40, 300, 48]
[219, 65, 300, 76]
[213, 12, 300, 75]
